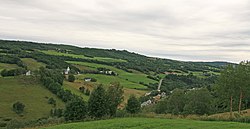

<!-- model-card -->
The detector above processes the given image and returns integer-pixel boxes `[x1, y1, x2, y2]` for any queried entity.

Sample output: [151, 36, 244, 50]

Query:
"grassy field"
[0, 63, 19, 72]
[21, 58, 46, 71]
[68, 61, 157, 86]
[41, 50, 126, 63]
[42, 117, 250, 129]
[0, 76, 65, 122]
[62, 79, 146, 107]
[62, 81, 90, 101]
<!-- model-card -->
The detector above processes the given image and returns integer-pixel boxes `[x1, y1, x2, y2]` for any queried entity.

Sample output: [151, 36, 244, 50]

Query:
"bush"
[48, 97, 56, 106]
[13, 101, 25, 114]
[64, 98, 87, 121]
[68, 74, 75, 82]
[6, 119, 24, 129]
[126, 95, 141, 114]
[0, 122, 7, 127]
[234, 116, 250, 123]
[115, 110, 127, 118]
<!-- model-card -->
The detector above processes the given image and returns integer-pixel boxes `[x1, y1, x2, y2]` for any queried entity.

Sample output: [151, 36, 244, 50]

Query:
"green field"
[41, 50, 127, 63]
[68, 61, 157, 86]
[21, 58, 46, 71]
[0, 76, 65, 122]
[42, 117, 250, 129]
[0, 63, 19, 72]
[62, 81, 90, 101]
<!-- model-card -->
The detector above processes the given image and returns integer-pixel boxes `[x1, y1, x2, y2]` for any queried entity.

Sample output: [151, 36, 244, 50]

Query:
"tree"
[216, 65, 238, 118]
[106, 82, 124, 116]
[126, 95, 140, 114]
[235, 61, 250, 113]
[88, 84, 108, 118]
[68, 74, 75, 82]
[166, 89, 186, 114]
[13, 102, 25, 114]
[64, 98, 87, 121]
[183, 88, 213, 115]
[48, 97, 56, 107]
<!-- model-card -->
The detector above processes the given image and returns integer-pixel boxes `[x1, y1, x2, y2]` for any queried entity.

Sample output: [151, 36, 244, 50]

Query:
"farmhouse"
[84, 78, 92, 82]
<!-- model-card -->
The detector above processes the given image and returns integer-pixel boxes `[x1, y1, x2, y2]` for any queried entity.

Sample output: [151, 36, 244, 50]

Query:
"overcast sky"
[1, 0, 250, 63]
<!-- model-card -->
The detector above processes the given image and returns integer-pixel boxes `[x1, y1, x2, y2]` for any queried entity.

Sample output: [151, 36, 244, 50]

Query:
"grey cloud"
[0, 0, 250, 63]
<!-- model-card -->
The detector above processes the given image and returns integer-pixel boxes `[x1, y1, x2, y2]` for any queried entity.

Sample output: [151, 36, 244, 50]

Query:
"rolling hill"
[0, 39, 235, 128]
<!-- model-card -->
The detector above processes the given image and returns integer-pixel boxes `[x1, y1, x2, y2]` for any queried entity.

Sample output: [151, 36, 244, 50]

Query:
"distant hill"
[194, 61, 235, 67]
[0, 39, 230, 74]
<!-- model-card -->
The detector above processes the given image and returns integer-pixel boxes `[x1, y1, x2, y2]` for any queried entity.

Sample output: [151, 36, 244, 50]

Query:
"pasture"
[41, 50, 126, 63]
[0, 76, 65, 122]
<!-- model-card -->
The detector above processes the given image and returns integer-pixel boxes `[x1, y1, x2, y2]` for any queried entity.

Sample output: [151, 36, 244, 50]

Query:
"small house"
[26, 71, 31, 76]
[84, 78, 92, 82]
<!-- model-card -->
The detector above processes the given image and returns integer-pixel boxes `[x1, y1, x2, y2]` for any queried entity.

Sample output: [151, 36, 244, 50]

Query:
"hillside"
[0, 39, 235, 128]
[0, 76, 65, 126]
[42, 117, 250, 129]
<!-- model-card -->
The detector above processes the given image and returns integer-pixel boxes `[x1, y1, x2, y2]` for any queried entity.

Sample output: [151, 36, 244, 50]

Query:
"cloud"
[0, 0, 250, 63]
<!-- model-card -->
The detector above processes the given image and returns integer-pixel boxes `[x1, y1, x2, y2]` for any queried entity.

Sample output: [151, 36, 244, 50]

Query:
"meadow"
[0, 63, 19, 72]
[42, 117, 250, 129]
[68, 61, 157, 86]
[21, 58, 46, 71]
[41, 50, 127, 63]
[0, 76, 65, 122]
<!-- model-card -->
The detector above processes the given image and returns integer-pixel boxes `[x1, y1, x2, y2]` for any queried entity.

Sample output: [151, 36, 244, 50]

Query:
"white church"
[64, 66, 70, 75]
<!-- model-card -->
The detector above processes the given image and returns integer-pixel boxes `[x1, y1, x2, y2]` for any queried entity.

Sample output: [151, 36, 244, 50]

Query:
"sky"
[0, 0, 250, 63]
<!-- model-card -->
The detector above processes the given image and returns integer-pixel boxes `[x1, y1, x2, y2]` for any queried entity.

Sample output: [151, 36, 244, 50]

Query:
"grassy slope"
[68, 61, 157, 86]
[42, 117, 250, 129]
[0, 76, 65, 121]
[62, 80, 146, 107]
[0, 63, 19, 71]
[21, 58, 46, 71]
[62, 80, 90, 101]
[41, 50, 127, 63]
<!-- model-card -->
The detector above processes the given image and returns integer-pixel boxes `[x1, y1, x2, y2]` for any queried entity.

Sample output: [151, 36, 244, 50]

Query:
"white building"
[26, 71, 31, 76]
[65, 66, 70, 75]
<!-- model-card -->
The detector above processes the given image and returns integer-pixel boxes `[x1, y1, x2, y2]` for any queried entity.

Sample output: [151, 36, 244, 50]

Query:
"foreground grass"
[0, 76, 65, 122]
[42, 117, 250, 129]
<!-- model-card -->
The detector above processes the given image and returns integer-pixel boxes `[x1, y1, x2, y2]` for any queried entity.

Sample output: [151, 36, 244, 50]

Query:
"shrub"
[48, 98, 56, 106]
[64, 98, 87, 121]
[6, 119, 24, 129]
[0, 122, 7, 127]
[126, 95, 141, 114]
[13, 101, 25, 114]
[68, 74, 75, 82]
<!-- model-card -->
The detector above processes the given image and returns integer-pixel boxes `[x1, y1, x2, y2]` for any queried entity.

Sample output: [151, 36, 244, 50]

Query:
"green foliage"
[1, 68, 26, 77]
[216, 62, 250, 113]
[12, 101, 25, 114]
[6, 119, 24, 129]
[183, 88, 213, 115]
[64, 98, 87, 121]
[126, 95, 141, 114]
[106, 82, 124, 116]
[85, 89, 91, 96]
[48, 97, 56, 106]
[50, 108, 64, 118]
[68, 74, 75, 82]
[88, 85, 108, 118]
